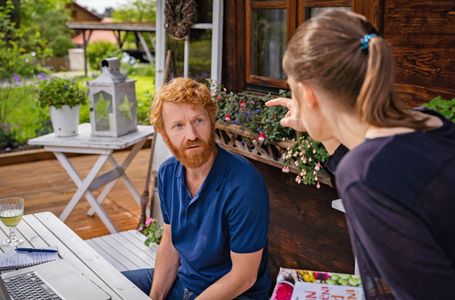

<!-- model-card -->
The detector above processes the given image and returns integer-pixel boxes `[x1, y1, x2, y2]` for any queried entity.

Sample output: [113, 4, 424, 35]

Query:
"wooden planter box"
[215, 122, 331, 186]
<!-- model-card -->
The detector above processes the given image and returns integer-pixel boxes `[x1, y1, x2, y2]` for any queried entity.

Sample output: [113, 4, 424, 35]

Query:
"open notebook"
[0, 250, 58, 271]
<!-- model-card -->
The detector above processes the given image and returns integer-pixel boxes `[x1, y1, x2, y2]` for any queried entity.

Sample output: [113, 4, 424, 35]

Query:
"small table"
[29, 123, 154, 233]
[0, 212, 149, 299]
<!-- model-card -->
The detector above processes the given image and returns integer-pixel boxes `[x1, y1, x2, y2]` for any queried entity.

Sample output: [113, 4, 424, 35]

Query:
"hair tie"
[360, 33, 378, 51]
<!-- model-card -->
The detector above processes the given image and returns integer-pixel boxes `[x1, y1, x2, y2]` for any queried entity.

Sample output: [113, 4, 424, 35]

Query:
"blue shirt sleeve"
[226, 174, 269, 253]
[158, 166, 170, 224]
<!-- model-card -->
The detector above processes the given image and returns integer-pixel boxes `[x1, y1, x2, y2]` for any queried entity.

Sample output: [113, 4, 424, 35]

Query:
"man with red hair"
[123, 78, 271, 299]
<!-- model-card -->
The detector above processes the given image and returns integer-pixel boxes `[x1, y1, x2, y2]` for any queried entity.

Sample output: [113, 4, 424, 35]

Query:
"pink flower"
[315, 163, 321, 171]
[258, 131, 266, 142]
[145, 217, 154, 227]
[282, 166, 290, 173]
[316, 182, 321, 189]
[225, 113, 231, 121]
[217, 95, 223, 101]
[239, 100, 246, 110]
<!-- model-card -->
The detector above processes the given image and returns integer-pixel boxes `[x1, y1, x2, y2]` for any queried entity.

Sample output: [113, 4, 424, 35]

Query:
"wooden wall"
[382, 1, 455, 107]
[249, 159, 354, 279]
[222, 0, 454, 280]
[223, 0, 455, 103]
[222, 0, 246, 92]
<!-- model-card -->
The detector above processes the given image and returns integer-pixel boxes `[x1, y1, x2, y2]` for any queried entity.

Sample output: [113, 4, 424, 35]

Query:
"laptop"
[0, 259, 111, 300]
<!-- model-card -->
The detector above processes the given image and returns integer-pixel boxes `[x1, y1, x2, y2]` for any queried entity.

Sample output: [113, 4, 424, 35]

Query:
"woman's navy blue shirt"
[329, 109, 455, 299]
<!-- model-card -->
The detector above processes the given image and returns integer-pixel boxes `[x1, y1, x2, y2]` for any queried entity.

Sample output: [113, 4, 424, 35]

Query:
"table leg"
[86, 140, 146, 216]
[54, 152, 118, 233]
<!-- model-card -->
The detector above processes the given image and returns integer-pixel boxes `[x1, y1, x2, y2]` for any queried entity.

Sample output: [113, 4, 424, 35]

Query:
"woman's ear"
[298, 83, 319, 109]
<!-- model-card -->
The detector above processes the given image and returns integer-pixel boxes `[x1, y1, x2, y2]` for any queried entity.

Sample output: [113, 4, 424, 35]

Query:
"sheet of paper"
[0, 251, 58, 270]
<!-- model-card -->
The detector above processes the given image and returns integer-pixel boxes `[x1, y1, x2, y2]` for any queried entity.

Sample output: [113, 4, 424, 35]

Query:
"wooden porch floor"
[0, 149, 151, 240]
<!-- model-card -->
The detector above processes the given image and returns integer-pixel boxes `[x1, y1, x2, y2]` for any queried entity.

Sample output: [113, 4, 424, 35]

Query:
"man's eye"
[195, 118, 204, 124]
[174, 123, 184, 129]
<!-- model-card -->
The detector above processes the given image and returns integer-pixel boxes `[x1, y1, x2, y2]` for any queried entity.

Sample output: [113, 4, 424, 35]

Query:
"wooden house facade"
[216, 0, 455, 278]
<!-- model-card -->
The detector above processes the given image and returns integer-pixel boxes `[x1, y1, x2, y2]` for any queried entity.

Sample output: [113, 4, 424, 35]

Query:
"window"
[155, 0, 223, 89]
[246, 0, 352, 89]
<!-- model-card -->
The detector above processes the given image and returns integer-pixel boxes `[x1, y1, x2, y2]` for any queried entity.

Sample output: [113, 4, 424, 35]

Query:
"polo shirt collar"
[176, 145, 227, 199]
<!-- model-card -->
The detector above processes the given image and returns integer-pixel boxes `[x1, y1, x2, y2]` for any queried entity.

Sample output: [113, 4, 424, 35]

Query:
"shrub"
[0, 126, 19, 151]
[0, 0, 50, 80]
[87, 42, 122, 71]
[20, 0, 74, 58]
[422, 96, 455, 122]
[37, 78, 87, 109]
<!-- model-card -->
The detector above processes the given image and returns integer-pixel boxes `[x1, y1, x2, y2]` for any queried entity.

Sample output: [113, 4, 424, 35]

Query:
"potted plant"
[37, 78, 87, 137]
[142, 217, 163, 247]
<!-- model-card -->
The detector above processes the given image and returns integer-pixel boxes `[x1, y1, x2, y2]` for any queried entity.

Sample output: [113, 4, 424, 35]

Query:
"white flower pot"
[50, 105, 80, 137]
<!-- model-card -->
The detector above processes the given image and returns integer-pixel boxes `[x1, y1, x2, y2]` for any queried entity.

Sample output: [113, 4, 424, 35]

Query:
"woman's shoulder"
[336, 126, 455, 202]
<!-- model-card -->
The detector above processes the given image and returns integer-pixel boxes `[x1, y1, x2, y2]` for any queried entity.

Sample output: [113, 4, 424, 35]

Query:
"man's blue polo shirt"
[158, 146, 270, 298]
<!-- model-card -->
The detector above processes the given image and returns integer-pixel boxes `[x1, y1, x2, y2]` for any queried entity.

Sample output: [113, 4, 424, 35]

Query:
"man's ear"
[298, 83, 318, 109]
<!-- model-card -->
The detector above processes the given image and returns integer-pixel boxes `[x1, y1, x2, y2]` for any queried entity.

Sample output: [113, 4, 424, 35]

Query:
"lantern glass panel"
[94, 91, 113, 131]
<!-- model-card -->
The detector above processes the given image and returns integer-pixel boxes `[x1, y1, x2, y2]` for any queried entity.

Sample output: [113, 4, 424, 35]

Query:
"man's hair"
[149, 77, 218, 132]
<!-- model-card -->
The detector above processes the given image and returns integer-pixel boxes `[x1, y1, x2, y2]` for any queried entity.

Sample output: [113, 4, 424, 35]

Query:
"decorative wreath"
[165, 0, 197, 40]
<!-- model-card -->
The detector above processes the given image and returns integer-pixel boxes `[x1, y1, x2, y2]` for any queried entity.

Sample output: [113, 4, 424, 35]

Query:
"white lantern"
[88, 58, 137, 137]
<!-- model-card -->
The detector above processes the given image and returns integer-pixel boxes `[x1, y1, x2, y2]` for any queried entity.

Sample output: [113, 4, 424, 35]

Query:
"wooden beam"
[222, 0, 246, 92]
[66, 22, 155, 32]
[138, 32, 154, 65]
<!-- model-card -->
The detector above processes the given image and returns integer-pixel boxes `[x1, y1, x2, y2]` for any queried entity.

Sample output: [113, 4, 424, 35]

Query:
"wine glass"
[0, 197, 24, 247]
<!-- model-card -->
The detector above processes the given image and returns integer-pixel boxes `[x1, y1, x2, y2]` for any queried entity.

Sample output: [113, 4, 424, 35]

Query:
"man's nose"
[185, 124, 198, 141]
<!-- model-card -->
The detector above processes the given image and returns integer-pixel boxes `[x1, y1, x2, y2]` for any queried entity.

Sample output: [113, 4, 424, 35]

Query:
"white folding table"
[29, 123, 154, 233]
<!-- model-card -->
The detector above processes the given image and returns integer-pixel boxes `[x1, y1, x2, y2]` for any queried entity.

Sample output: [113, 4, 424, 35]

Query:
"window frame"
[245, 0, 295, 89]
[245, 0, 352, 89]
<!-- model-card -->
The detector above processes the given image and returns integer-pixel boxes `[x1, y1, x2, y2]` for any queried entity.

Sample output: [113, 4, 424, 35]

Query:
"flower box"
[215, 123, 331, 187]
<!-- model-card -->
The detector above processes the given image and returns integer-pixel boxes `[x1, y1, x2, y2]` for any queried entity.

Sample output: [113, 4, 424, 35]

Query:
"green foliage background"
[0, 1, 50, 80]
[20, 0, 74, 58]
[112, 0, 156, 23]
[422, 96, 455, 122]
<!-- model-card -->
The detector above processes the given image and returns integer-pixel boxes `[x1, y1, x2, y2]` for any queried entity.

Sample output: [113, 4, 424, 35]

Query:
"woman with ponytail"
[267, 10, 455, 299]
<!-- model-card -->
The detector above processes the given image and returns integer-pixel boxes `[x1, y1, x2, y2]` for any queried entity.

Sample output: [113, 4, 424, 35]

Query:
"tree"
[20, 0, 73, 57]
[112, 0, 156, 23]
[0, 0, 49, 80]
[0, 0, 19, 26]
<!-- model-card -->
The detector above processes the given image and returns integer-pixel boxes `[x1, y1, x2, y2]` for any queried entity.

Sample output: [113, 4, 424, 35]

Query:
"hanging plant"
[165, 0, 197, 40]
[281, 135, 329, 189]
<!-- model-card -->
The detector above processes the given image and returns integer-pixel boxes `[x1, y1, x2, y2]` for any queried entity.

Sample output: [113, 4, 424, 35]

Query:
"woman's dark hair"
[284, 10, 429, 129]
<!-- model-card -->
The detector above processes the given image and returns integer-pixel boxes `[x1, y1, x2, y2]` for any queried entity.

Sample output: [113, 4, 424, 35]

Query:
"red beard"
[162, 132, 215, 169]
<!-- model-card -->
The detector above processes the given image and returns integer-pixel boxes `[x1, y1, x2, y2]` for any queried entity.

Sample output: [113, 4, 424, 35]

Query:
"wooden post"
[82, 30, 93, 77]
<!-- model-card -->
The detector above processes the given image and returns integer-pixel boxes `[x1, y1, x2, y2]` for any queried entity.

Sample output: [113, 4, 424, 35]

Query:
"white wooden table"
[0, 212, 149, 299]
[29, 123, 154, 233]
